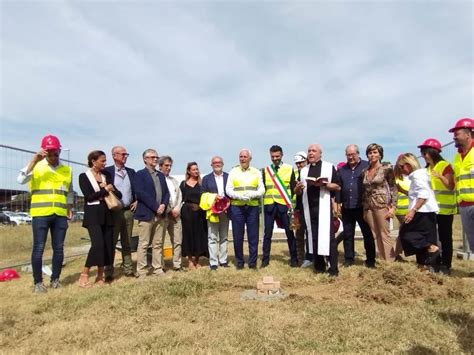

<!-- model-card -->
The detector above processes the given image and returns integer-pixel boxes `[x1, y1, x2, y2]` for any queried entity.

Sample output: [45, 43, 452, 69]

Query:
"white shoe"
[301, 260, 313, 268]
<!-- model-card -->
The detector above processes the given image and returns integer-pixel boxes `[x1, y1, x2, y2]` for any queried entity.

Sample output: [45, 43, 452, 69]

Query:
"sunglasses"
[117, 153, 130, 157]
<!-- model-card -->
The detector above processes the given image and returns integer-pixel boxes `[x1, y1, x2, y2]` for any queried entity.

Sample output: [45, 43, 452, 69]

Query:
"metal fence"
[0, 144, 87, 213]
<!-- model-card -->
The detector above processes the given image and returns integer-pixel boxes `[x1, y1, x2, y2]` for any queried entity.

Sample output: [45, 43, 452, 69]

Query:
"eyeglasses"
[117, 153, 130, 157]
[163, 163, 172, 167]
[145, 156, 159, 160]
[212, 161, 223, 165]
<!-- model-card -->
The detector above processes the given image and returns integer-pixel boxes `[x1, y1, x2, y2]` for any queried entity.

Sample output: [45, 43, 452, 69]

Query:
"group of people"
[18, 117, 473, 293]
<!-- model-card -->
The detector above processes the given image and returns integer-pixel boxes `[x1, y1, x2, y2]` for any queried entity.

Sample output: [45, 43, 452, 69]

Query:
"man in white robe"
[295, 144, 341, 276]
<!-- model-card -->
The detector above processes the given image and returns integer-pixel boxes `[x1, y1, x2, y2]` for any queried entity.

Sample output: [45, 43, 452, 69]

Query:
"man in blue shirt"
[336, 144, 376, 267]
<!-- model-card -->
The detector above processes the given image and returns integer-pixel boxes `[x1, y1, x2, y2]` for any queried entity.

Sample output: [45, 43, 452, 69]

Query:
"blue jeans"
[230, 205, 259, 267]
[32, 215, 68, 284]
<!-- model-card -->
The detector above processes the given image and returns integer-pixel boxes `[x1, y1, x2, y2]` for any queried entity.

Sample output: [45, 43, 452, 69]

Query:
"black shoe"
[290, 261, 298, 268]
[210, 265, 218, 271]
[394, 255, 407, 263]
[428, 250, 441, 267]
[236, 264, 244, 270]
[219, 263, 230, 268]
[105, 276, 114, 283]
[343, 261, 354, 268]
[261, 261, 269, 268]
[173, 267, 183, 272]
[328, 270, 339, 277]
[248, 264, 257, 270]
[365, 261, 376, 269]
[440, 265, 451, 276]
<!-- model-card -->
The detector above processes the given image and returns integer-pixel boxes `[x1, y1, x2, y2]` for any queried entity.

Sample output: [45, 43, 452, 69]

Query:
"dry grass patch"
[0, 242, 473, 353]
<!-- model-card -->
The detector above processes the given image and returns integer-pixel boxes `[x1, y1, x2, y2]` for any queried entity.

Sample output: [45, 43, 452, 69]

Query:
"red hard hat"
[417, 138, 442, 151]
[448, 118, 474, 133]
[211, 196, 230, 214]
[0, 268, 20, 282]
[41, 135, 61, 150]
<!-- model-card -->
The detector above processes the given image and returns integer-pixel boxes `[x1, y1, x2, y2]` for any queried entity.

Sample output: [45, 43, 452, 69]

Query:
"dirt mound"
[355, 264, 468, 304]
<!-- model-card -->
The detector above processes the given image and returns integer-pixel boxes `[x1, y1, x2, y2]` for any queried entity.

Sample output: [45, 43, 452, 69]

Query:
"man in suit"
[158, 155, 183, 271]
[134, 149, 170, 278]
[202, 156, 230, 270]
[104, 146, 136, 281]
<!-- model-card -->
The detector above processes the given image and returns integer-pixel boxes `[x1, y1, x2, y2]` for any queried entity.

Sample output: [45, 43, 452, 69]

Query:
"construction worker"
[449, 118, 474, 252]
[418, 138, 456, 274]
[293, 151, 310, 266]
[17, 135, 73, 293]
[261, 145, 297, 268]
[225, 149, 264, 269]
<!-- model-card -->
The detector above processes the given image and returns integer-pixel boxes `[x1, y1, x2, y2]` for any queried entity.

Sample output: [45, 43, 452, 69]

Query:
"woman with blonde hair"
[362, 143, 398, 261]
[396, 153, 440, 269]
[180, 162, 208, 269]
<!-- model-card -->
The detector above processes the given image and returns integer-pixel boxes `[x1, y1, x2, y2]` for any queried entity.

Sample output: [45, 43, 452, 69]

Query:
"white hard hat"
[294, 151, 307, 163]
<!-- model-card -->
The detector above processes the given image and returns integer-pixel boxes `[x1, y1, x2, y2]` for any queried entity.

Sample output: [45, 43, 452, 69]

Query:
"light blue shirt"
[114, 165, 132, 208]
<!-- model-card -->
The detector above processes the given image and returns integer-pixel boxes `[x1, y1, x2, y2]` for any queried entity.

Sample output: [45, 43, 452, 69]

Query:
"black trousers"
[437, 214, 454, 268]
[85, 224, 114, 267]
[339, 207, 376, 265]
[308, 208, 338, 273]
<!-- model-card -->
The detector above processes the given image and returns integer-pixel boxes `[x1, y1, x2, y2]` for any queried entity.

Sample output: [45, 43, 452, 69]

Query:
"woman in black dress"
[180, 162, 208, 269]
[78, 150, 121, 287]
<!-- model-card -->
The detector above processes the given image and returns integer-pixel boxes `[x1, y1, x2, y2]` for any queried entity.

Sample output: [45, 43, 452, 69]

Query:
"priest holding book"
[295, 143, 341, 276]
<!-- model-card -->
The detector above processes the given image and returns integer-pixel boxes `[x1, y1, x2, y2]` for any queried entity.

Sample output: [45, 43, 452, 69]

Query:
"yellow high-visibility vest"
[395, 176, 410, 216]
[453, 147, 474, 204]
[29, 160, 72, 217]
[428, 161, 456, 215]
[263, 163, 293, 206]
[229, 166, 261, 207]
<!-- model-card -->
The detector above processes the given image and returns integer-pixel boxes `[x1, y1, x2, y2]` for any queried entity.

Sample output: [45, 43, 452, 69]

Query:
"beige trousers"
[364, 208, 395, 261]
[136, 216, 166, 276]
[163, 216, 182, 269]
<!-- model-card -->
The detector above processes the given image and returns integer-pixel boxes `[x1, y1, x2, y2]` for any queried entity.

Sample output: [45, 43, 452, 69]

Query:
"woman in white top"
[396, 153, 440, 269]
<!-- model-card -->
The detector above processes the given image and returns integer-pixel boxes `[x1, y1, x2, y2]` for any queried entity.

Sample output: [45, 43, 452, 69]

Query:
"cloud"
[1, 0, 472, 179]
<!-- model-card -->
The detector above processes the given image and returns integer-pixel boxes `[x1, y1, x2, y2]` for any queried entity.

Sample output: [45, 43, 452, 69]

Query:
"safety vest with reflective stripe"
[453, 148, 474, 204]
[30, 160, 72, 217]
[229, 166, 261, 207]
[395, 176, 410, 216]
[428, 161, 457, 215]
[264, 163, 293, 206]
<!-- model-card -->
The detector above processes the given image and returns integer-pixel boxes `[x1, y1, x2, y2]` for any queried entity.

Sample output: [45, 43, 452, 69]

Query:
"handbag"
[104, 191, 123, 211]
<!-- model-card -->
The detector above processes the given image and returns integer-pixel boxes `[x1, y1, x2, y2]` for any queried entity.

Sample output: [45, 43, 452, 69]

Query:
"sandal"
[95, 278, 105, 286]
[78, 273, 92, 288]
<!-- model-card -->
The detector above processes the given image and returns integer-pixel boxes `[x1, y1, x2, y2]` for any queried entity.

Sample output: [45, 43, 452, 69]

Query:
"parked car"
[16, 212, 32, 224]
[0, 212, 12, 225]
[3, 211, 29, 225]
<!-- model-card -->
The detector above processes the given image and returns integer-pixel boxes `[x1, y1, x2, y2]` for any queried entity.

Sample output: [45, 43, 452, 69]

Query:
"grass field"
[0, 232, 473, 353]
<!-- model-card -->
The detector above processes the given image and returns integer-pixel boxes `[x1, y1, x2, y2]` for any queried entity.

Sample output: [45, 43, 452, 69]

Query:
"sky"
[1, 0, 473, 176]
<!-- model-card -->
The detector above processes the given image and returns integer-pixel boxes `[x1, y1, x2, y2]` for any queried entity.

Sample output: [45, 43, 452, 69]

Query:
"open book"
[305, 176, 329, 185]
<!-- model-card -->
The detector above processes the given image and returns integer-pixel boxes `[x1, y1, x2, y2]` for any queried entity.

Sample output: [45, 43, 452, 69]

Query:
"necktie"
[117, 168, 126, 178]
